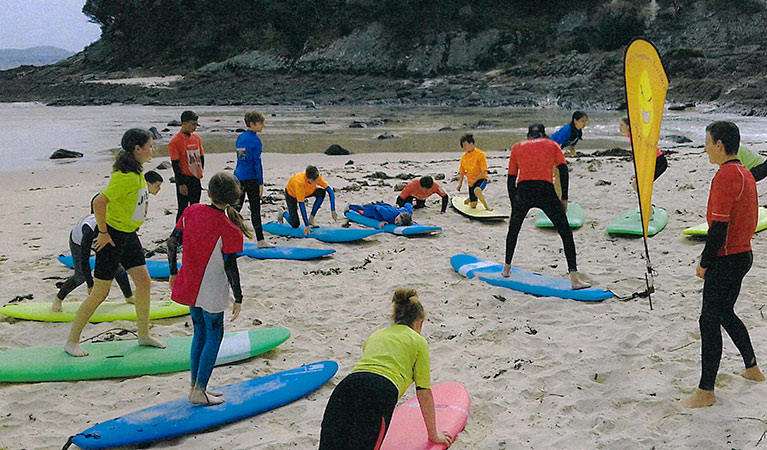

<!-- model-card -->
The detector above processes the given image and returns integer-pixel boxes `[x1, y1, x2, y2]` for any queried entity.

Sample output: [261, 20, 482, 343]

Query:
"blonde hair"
[208, 172, 254, 239]
[391, 288, 425, 327]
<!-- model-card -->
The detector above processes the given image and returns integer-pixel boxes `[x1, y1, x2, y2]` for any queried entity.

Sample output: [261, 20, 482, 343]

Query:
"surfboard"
[451, 196, 507, 221]
[450, 254, 613, 302]
[534, 202, 585, 228]
[345, 211, 441, 236]
[70, 361, 338, 449]
[607, 207, 668, 236]
[239, 243, 335, 259]
[381, 382, 470, 450]
[683, 206, 767, 236]
[263, 221, 382, 242]
[0, 300, 188, 323]
[58, 255, 177, 279]
[0, 328, 290, 383]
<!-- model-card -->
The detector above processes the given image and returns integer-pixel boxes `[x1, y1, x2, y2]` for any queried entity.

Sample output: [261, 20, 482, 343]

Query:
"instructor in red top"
[504, 123, 589, 290]
[684, 121, 765, 408]
[169, 110, 205, 223]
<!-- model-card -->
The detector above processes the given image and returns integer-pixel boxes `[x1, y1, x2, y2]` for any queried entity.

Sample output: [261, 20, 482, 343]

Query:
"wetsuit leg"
[699, 251, 756, 391]
[319, 372, 398, 450]
[239, 179, 264, 241]
[187, 177, 202, 206]
[505, 184, 533, 265]
[114, 265, 134, 298]
[536, 183, 577, 272]
[175, 174, 192, 223]
[57, 239, 87, 300]
[396, 196, 411, 208]
[284, 190, 301, 228]
[189, 307, 224, 390]
[654, 154, 668, 180]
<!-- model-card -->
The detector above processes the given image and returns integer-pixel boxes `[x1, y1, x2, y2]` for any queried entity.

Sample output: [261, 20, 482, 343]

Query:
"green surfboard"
[535, 202, 585, 228]
[0, 300, 189, 323]
[683, 206, 767, 236]
[0, 328, 290, 383]
[607, 207, 668, 236]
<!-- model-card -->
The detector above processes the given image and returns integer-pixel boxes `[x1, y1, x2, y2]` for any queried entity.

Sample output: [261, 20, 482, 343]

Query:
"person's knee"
[288, 216, 300, 228]
[699, 313, 720, 330]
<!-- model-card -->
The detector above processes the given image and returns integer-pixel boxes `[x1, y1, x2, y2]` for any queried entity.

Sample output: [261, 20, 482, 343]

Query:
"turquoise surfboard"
[534, 202, 585, 228]
[58, 254, 176, 279]
[239, 243, 335, 259]
[263, 221, 382, 242]
[345, 211, 441, 236]
[607, 207, 668, 236]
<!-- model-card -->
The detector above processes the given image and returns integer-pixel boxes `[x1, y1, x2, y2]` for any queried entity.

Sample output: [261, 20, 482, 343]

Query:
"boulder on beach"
[148, 127, 162, 139]
[49, 149, 83, 159]
[377, 132, 400, 140]
[155, 161, 172, 170]
[167, 120, 181, 126]
[325, 144, 350, 155]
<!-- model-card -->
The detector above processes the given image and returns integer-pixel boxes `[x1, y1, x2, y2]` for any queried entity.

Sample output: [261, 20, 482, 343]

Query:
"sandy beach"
[1, 140, 766, 449]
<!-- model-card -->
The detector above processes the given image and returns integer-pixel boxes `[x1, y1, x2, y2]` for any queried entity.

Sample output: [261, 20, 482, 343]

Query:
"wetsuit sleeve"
[507, 174, 518, 207]
[750, 159, 767, 182]
[171, 160, 184, 185]
[300, 202, 310, 225]
[167, 228, 182, 276]
[654, 154, 668, 180]
[80, 225, 96, 288]
[223, 253, 243, 303]
[256, 156, 264, 185]
[200, 155, 205, 170]
[441, 194, 449, 213]
[700, 221, 728, 269]
[326, 186, 336, 211]
[557, 164, 569, 201]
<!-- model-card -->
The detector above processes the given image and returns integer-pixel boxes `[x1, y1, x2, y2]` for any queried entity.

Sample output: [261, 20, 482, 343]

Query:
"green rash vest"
[737, 146, 766, 170]
[352, 324, 431, 398]
[102, 171, 148, 233]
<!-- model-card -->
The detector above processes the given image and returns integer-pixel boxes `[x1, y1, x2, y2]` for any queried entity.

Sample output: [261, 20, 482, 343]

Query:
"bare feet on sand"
[570, 271, 591, 290]
[682, 388, 716, 408]
[189, 386, 225, 406]
[65, 342, 88, 357]
[742, 366, 766, 382]
[51, 297, 63, 312]
[138, 336, 167, 349]
[257, 240, 275, 248]
[501, 264, 511, 278]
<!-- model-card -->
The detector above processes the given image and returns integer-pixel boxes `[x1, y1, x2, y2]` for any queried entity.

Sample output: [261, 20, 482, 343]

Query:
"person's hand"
[93, 231, 115, 251]
[561, 199, 568, 213]
[696, 264, 706, 279]
[169, 274, 176, 289]
[178, 184, 188, 196]
[331, 210, 338, 221]
[231, 302, 241, 321]
[259, 184, 264, 197]
[630, 176, 638, 192]
[303, 226, 312, 237]
[428, 431, 453, 447]
[378, 221, 385, 229]
[456, 181, 462, 191]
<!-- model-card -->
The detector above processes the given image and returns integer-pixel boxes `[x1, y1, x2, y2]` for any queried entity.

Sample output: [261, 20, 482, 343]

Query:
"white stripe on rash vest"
[458, 260, 496, 277]
[215, 331, 251, 366]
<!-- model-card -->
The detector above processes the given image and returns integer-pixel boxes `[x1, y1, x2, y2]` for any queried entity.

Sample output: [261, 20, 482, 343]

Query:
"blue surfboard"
[345, 211, 441, 236]
[70, 361, 338, 449]
[263, 221, 382, 242]
[238, 243, 335, 260]
[450, 254, 612, 302]
[58, 255, 176, 279]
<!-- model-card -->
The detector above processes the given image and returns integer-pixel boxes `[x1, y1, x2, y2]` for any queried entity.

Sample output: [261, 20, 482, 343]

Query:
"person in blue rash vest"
[234, 110, 273, 248]
[346, 202, 413, 228]
[550, 111, 588, 157]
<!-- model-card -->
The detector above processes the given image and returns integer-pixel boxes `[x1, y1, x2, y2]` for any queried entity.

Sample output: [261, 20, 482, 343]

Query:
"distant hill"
[0, 46, 74, 71]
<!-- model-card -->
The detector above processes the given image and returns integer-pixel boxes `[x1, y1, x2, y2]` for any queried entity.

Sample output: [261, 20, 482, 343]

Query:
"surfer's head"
[527, 123, 546, 139]
[394, 212, 412, 226]
[391, 288, 425, 331]
[572, 111, 588, 129]
[460, 134, 475, 152]
[208, 172, 254, 239]
[705, 121, 740, 155]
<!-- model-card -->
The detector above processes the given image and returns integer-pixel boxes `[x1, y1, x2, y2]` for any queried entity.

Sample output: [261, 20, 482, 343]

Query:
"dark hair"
[90, 193, 100, 214]
[460, 134, 475, 146]
[144, 170, 163, 184]
[396, 212, 413, 226]
[181, 110, 198, 123]
[305, 165, 320, 180]
[114, 128, 152, 174]
[244, 111, 265, 127]
[391, 288, 425, 327]
[208, 172, 254, 239]
[620, 117, 630, 126]
[572, 111, 588, 123]
[419, 176, 434, 189]
[706, 121, 740, 155]
[528, 123, 546, 139]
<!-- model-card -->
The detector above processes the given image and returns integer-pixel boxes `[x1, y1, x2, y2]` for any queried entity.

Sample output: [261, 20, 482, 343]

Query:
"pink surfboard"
[381, 382, 470, 450]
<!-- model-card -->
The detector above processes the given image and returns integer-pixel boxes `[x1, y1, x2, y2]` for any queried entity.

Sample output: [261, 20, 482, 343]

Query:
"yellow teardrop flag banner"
[624, 39, 668, 239]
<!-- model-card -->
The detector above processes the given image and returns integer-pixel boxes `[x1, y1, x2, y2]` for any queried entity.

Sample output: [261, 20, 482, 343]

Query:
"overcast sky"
[0, 0, 101, 52]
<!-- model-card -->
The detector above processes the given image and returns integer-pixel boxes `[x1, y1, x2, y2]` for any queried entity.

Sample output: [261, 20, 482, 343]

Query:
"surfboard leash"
[79, 327, 137, 344]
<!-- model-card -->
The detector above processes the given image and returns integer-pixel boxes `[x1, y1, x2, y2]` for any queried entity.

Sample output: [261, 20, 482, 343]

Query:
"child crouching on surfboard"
[319, 288, 453, 449]
[168, 172, 251, 406]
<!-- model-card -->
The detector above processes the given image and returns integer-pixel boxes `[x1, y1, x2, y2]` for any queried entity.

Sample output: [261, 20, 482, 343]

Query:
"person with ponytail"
[167, 172, 252, 406]
[319, 288, 453, 449]
[65, 128, 166, 356]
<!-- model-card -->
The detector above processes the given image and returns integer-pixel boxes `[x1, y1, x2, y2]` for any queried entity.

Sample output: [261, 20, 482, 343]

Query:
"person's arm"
[416, 388, 453, 446]
[557, 164, 569, 201]
[654, 154, 668, 180]
[167, 228, 182, 288]
[224, 253, 243, 320]
[91, 194, 114, 251]
[79, 225, 97, 288]
[171, 160, 186, 186]
[507, 175, 517, 207]
[699, 221, 728, 271]
[750, 159, 767, 182]
[299, 202, 311, 226]
[440, 194, 449, 213]
[326, 186, 336, 211]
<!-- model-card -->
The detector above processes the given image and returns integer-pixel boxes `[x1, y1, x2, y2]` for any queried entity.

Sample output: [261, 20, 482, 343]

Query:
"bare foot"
[124, 296, 135, 304]
[742, 366, 765, 382]
[682, 388, 716, 408]
[206, 389, 223, 397]
[256, 240, 274, 249]
[65, 342, 88, 357]
[501, 264, 511, 278]
[277, 211, 285, 224]
[484, 206, 494, 212]
[138, 336, 167, 349]
[463, 198, 470, 205]
[470, 202, 478, 209]
[189, 387, 225, 406]
[570, 272, 591, 290]
[308, 216, 318, 227]
[51, 297, 63, 312]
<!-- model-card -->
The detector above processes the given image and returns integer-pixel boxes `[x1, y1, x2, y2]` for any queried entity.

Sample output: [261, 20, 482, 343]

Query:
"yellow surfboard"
[451, 196, 507, 221]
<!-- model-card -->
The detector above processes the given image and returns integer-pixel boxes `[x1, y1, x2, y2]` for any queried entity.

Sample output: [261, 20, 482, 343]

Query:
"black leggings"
[319, 372, 399, 450]
[654, 154, 668, 180]
[699, 251, 757, 390]
[506, 180, 577, 272]
[236, 179, 264, 241]
[284, 188, 325, 228]
[175, 175, 202, 223]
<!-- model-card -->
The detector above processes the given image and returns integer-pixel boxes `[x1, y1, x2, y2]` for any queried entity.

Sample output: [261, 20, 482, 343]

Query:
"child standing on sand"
[168, 172, 251, 405]
[65, 129, 166, 356]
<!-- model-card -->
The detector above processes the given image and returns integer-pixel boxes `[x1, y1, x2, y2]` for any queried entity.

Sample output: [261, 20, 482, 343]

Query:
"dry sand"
[1, 144, 766, 449]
